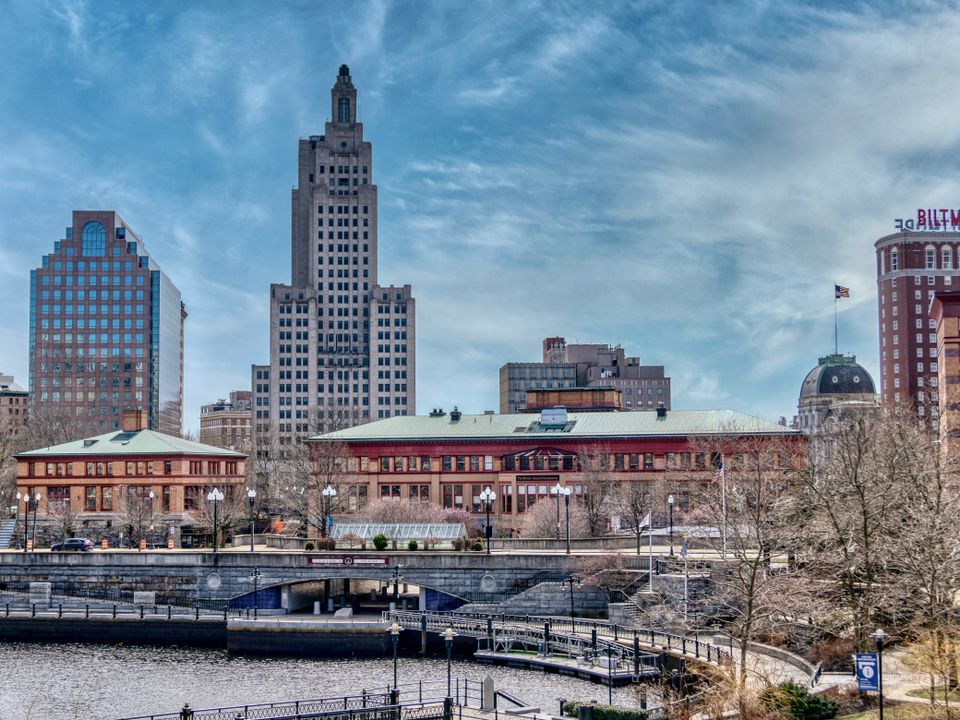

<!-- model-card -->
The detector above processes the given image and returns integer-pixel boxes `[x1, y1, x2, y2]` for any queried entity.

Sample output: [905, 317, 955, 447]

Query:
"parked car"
[50, 538, 93, 552]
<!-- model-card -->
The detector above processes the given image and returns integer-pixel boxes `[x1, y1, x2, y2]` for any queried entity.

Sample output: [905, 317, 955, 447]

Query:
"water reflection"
[0, 643, 651, 720]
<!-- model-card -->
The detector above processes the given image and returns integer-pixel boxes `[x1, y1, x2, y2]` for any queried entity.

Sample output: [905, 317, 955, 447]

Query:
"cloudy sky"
[1, 0, 958, 431]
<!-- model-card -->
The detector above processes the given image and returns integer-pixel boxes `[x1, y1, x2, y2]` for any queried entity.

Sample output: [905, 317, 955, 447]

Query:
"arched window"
[338, 98, 350, 123]
[891, 248, 899, 271]
[925, 245, 936, 269]
[943, 246, 953, 270]
[81, 222, 106, 257]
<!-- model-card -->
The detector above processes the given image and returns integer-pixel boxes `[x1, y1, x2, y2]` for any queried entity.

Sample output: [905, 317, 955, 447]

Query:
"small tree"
[575, 445, 615, 536]
[519, 495, 590, 539]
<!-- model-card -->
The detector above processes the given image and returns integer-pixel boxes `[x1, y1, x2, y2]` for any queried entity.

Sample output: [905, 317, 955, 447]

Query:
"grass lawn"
[839, 705, 958, 720]
[907, 688, 960, 703]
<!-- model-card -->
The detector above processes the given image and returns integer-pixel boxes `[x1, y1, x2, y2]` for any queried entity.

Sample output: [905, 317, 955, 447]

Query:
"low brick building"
[14, 410, 246, 545]
[310, 407, 801, 532]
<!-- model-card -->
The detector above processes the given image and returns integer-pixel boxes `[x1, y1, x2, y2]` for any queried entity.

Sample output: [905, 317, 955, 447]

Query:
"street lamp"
[30, 492, 40, 550]
[15, 491, 21, 551]
[392, 564, 402, 611]
[560, 487, 572, 555]
[444, 626, 455, 697]
[321, 485, 337, 538]
[20, 492, 29, 553]
[870, 628, 891, 720]
[249, 567, 262, 620]
[567, 575, 576, 620]
[667, 494, 675, 557]
[479, 487, 496, 554]
[247, 489, 257, 552]
[140, 490, 155, 550]
[551, 483, 563, 541]
[389, 620, 401, 689]
[207, 488, 224, 553]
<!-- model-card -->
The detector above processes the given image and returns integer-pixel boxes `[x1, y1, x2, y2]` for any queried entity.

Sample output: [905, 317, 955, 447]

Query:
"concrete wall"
[497, 582, 608, 618]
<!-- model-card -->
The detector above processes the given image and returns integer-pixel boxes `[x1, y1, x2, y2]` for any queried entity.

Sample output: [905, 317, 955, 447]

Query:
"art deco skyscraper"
[253, 65, 416, 443]
[30, 211, 186, 435]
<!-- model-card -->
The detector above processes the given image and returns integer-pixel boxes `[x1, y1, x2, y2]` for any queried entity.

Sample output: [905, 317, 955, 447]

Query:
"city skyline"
[4, 1, 960, 431]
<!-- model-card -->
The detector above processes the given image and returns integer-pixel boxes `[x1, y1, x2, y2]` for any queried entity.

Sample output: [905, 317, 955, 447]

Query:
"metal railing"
[389, 610, 733, 667]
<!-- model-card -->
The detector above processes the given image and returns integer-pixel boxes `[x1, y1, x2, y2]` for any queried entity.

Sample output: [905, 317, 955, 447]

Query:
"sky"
[2, 0, 960, 432]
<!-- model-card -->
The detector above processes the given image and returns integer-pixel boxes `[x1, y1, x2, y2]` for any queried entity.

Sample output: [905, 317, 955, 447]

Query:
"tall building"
[253, 65, 416, 446]
[499, 337, 670, 414]
[199, 390, 253, 450]
[29, 211, 186, 435]
[875, 227, 960, 421]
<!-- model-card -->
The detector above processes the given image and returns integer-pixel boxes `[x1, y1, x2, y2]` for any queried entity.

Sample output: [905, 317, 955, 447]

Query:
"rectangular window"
[442, 456, 452, 472]
[455, 456, 466, 471]
[162, 486, 171, 512]
[84, 487, 96, 511]
[102, 487, 113, 511]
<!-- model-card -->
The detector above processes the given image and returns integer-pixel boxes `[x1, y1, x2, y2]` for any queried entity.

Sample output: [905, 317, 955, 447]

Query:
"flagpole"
[721, 465, 727, 560]
[834, 291, 838, 355]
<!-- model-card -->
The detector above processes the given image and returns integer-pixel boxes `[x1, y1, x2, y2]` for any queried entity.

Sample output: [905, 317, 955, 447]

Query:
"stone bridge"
[0, 551, 647, 613]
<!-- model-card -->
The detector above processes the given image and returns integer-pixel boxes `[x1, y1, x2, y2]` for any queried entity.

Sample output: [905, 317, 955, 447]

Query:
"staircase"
[0, 519, 16, 549]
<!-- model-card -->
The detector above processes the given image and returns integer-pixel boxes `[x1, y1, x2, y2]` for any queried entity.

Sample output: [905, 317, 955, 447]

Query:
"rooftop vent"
[450, 406, 462, 422]
[656, 402, 667, 419]
[429, 408, 446, 418]
[540, 407, 568, 427]
[483, 410, 495, 415]
[83, 439, 97, 448]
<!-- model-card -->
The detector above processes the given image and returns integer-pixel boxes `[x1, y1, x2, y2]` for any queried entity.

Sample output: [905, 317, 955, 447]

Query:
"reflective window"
[81, 222, 106, 256]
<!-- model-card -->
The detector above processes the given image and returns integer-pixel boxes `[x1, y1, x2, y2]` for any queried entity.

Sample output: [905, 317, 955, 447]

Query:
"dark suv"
[50, 538, 93, 552]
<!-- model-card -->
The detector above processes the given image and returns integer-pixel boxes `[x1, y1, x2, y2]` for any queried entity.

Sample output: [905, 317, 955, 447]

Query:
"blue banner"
[856, 653, 879, 691]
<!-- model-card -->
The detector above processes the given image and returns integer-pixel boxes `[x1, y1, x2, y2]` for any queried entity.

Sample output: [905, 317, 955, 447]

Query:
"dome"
[800, 354, 876, 399]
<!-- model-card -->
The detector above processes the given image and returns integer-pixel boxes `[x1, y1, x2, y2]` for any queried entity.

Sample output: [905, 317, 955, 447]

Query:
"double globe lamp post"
[551, 484, 572, 554]
[21, 491, 40, 552]
[246, 489, 257, 552]
[479, 487, 495, 555]
[207, 488, 224, 553]
[321, 485, 337, 538]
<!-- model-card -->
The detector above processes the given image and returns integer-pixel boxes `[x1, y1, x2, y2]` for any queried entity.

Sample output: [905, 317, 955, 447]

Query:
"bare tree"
[519, 494, 590, 538]
[614, 482, 653, 555]
[112, 485, 157, 548]
[46, 500, 78, 544]
[187, 487, 248, 547]
[575, 444, 615, 536]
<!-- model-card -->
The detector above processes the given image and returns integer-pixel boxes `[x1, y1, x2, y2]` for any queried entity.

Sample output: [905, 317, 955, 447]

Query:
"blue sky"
[2, 0, 958, 432]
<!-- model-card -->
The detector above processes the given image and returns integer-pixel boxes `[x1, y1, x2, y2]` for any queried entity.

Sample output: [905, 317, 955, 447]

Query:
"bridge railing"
[387, 609, 733, 667]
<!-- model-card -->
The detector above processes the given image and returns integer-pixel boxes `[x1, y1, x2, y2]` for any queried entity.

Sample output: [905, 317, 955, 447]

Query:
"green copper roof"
[311, 410, 797, 443]
[16, 429, 245, 458]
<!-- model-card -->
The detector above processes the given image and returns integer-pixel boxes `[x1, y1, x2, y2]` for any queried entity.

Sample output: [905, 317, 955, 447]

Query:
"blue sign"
[856, 653, 879, 691]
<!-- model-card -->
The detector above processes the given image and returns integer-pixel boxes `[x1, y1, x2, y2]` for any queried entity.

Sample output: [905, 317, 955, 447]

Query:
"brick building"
[0, 372, 28, 424]
[500, 337, 670, 414]
[14, 410, 245, 544]
[199, 390, 252, 450]
[253, 65, 415, 448]
[875, 229, 960, 422]
[29, 211, 186, 435]
[310, 407, 800, 531]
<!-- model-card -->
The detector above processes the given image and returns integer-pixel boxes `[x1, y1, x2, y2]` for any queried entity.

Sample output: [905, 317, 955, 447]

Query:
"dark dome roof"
[800, 354, 876, 398]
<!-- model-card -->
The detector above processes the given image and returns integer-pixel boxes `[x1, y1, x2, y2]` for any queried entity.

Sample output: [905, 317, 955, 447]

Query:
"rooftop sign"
[895, 209, 960, 232]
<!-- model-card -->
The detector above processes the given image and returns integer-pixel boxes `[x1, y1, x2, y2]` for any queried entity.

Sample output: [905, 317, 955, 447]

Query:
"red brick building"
[310, 407, 801, 530]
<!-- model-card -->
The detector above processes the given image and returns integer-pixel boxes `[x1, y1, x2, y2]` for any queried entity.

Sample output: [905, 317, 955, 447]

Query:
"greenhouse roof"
[330, 523, 466, 540]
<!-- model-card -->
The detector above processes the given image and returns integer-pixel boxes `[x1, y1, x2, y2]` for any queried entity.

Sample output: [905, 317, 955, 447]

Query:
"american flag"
[713, 463, 724, 483]
[835, 285, 850, 298]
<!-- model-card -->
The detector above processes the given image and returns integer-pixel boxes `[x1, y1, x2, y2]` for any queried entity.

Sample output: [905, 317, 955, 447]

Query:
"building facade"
[930, 291, 960, 461]
[875, 229, 960, 422]
[499, 337, 670, 414]
[0, 372, 29, 425]
[796, 353, 879, 434]
[199, 391, 253, 450]
[253, 65, 415, 448]
[310, 408, 801, 531]
[29, 211, 186, 435]
[14, 410, 245, 545]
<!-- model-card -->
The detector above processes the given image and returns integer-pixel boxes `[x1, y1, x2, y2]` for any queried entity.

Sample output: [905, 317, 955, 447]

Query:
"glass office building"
[29, 211, 186, 435]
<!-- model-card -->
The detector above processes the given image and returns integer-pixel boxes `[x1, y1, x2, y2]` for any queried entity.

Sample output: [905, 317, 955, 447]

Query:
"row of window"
[25, 460, 239, 477]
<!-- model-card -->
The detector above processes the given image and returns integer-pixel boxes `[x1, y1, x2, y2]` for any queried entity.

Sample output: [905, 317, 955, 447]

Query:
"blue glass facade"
[30, 211, 185, 434]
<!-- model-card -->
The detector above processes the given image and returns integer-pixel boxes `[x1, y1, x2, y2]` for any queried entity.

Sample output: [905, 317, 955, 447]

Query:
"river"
[0, 643, 651, 720]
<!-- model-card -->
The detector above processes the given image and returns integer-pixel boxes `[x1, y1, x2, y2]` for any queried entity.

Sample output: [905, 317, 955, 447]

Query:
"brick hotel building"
[29, 211, 185, 435]
[253, 65, 415, 446]
[875, 229, 960, 421]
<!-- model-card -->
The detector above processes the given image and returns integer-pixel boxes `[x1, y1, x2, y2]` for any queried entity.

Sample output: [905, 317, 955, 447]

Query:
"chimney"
[656, 402, 667, 419]
[121, 409, 148, 432]
[450, 406, 462, 422]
